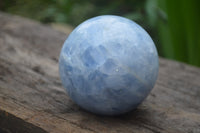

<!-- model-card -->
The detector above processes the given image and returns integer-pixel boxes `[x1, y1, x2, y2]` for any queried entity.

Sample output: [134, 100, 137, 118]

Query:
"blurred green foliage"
[0, 0, 200, 66]
[158, 0, 200, 66]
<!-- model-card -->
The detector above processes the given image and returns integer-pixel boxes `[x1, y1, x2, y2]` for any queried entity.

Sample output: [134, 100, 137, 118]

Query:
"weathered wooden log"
[0, 12, 200, 133]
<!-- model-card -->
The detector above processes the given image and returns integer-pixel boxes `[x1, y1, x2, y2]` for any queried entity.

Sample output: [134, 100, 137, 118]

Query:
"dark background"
[1, 0, 200, 67]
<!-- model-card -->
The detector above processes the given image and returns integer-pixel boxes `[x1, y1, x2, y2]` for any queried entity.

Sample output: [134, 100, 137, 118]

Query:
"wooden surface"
[0, 12, 200, 133]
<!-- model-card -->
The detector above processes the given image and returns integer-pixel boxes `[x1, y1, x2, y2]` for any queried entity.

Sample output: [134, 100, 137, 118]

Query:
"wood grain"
[0, 12, 200, 133]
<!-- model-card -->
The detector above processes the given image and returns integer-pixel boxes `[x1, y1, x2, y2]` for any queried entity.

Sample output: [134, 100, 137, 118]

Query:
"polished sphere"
[59, 15, 159, 115]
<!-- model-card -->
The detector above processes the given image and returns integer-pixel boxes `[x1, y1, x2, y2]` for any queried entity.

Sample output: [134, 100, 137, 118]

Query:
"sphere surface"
[59, 15, 159, 115]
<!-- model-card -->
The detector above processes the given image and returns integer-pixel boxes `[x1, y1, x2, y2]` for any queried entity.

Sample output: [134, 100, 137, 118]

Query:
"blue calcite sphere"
[59, 15, 159, 115]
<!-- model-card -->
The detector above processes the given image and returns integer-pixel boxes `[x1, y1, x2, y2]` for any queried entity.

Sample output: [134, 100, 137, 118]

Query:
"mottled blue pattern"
[59, 15, 159, 115]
